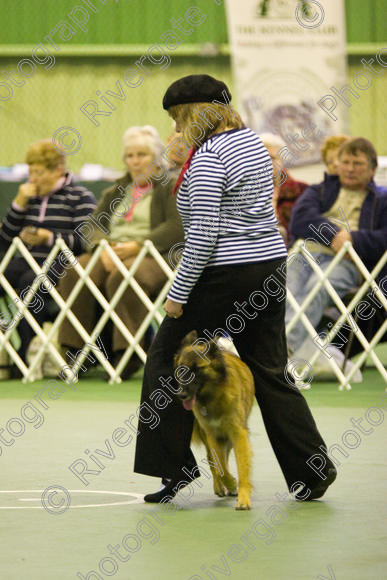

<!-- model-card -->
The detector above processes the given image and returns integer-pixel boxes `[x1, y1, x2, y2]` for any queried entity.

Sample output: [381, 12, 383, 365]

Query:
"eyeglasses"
[339, 159, 369, 169]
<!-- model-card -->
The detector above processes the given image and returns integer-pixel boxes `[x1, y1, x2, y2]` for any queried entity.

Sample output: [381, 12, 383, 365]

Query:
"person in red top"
[260, 134, 308, 245]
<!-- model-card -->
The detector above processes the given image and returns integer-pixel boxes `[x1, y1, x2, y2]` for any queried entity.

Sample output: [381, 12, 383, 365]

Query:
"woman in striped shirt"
[134, 75, 336, 504]
[0, 140, 96, 364]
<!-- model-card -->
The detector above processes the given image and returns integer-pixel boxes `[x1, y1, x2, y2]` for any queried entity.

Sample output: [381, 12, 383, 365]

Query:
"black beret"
[162, 74, 232, 110]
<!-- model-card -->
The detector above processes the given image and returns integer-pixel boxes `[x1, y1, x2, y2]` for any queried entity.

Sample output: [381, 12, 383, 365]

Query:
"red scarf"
[172, 148, 195, 196]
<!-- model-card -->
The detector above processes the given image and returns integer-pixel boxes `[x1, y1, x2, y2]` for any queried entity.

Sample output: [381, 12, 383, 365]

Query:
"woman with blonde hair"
[321, 135, 350, 174]
[134, 75, 336, 504]
[58, 125, 183, 378]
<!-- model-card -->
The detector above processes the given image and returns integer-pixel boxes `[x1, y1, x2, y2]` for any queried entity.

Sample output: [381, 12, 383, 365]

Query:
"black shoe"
[296, 467, 337, 501]
[143, 478, 188, 503]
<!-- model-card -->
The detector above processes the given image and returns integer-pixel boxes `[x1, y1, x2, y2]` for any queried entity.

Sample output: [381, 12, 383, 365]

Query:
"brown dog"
[174, 330, 255, 510]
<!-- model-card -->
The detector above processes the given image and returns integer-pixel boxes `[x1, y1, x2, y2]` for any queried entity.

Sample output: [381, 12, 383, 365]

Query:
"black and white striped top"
[168, 127, 287, 303]
[0, 173, 97, 260]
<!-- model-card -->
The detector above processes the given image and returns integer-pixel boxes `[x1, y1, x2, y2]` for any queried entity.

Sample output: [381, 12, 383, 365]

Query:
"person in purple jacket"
[286, 137, 387, 355]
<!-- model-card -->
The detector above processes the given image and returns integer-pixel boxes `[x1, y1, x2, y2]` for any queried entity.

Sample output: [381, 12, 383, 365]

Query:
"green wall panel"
[1, 0, 228, 46]
[1, 1, 385, 46]
[347, 56, 386, 156]
[345, 0, 375, 43]
[1, 54, 386, 173]
[0, 2, 386, 172]
[0, 55, 232, 171]
[374, 0, 387, 42]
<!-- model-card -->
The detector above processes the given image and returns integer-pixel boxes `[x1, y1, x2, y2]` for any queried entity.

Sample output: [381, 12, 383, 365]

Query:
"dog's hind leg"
[233, 428, 252, 510]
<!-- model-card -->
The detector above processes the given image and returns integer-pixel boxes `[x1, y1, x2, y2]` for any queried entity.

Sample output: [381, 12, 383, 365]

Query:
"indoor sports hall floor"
[0, 354, 386, 580]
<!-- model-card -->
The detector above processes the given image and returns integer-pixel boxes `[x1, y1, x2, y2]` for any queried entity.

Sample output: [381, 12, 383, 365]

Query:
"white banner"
[225, 0, 348, 165]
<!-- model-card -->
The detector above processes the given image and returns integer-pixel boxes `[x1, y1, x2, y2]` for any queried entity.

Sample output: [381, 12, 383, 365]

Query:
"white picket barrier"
[286, 240, 387, 390]
[0, 238, 175, 384]
[0, 237, 385, 389]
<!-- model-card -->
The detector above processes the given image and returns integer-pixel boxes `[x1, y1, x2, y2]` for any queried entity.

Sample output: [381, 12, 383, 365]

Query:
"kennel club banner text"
[225, 0, 347, 164]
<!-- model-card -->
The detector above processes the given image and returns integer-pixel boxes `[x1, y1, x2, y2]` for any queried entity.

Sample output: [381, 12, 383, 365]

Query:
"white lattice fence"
[0, 238, 385, 389]
[0, 238, 175, 384]
[286, 240, 387, 390]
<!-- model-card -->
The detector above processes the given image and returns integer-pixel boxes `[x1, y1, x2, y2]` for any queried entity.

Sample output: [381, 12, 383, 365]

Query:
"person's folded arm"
[289, 184, 339, 246]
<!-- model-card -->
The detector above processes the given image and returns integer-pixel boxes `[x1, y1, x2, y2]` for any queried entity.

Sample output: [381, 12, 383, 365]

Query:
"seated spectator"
[0, 140, 96, 364]
[58, 125, 184, 379]
[321, 135, 350, 175]
[318, 138, 386, 366]
[286, 137, 387, 356]
[260, 133, 308, 244]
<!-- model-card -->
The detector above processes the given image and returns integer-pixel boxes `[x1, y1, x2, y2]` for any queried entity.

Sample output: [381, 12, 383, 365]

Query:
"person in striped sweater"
[134, 75, 337, 504]
[0, 140, 96, 364]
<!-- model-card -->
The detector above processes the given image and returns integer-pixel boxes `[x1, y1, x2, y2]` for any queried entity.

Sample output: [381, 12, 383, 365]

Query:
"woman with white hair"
[58, 125, 183, 378]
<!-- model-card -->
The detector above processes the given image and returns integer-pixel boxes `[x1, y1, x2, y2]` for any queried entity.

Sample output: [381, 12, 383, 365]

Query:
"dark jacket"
[289, 173, 387, 274]
[87, 174, 184, 259]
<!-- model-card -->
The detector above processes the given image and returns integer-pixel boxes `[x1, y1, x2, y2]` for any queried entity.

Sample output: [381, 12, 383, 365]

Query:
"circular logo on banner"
[295, 1, 325, 29]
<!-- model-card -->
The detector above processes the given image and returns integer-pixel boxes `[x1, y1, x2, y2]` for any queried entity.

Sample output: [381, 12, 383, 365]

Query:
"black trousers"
[134, 259, 335, 491]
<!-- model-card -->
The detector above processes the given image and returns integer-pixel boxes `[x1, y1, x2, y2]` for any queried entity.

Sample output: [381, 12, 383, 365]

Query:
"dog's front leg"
[223, 441, 237, 496]
[233, 428, 252, 510]
[203, 433, 235, 497]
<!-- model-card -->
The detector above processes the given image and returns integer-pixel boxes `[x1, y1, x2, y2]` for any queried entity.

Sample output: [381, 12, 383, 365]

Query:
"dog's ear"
[208, 340, 226, 379]
[175, 330, 198, 366]
[181, 330, 198, 348]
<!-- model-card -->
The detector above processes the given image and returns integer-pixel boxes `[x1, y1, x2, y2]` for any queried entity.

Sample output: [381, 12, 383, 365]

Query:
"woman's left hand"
[113, 241, 141, 260]
[20, 226, 51, 246]
[164, 298, 183, 319]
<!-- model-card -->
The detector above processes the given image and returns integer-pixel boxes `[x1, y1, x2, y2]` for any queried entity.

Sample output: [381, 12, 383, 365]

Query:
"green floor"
[0, 369, 386, 580]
